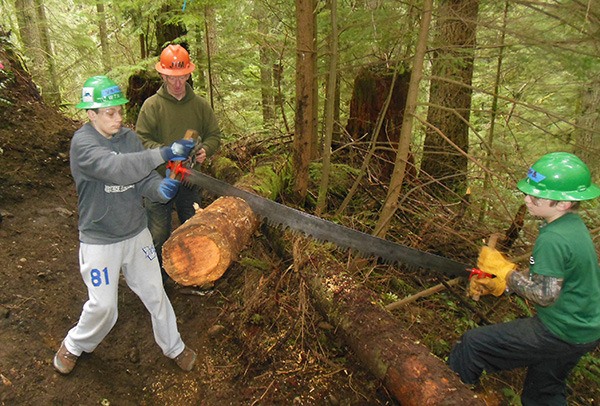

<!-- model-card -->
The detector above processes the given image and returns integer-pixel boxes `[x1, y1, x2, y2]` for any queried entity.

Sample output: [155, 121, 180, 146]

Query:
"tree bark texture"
[294, 0, 318, 200]
[154, 4, 187, 55]
[345, 63, 411, 181]
[299, 246, 484, 405]
[162, 196, 259, 286]
[420, 0, 479, 198]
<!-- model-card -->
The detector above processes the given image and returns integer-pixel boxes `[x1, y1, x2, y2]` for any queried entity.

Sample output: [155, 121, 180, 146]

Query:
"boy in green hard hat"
[53, 76, 197, 374]
[448, 152, 600, 405]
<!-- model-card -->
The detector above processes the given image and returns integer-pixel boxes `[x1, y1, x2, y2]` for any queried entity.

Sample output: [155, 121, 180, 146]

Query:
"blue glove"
[160, 139, 195, 162]
[159, 177, 181, 200]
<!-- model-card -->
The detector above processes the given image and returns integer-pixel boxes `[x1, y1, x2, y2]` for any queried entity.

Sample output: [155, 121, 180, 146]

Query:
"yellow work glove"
[469, 276, 506, 298]
[477, 246, 516, 280]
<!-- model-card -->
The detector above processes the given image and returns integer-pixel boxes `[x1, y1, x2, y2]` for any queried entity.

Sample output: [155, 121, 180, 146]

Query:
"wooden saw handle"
[169, 129, 199, 179]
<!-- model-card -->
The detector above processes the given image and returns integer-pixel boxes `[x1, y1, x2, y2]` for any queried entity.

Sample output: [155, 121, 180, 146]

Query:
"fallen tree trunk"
[162, 169, 483, 404]
[295, 241, 483, 406]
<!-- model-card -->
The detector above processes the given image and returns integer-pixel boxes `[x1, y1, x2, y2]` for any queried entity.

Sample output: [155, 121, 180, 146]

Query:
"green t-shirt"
[532, 212, 600, 344]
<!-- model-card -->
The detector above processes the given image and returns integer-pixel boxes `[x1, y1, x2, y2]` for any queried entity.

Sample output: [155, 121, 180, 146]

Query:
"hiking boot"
[174, 346, 197, 371]
[53, 341, 78, 374]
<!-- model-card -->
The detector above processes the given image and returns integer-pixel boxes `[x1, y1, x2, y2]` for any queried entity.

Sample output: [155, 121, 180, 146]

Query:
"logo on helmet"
[102, 85, 122, 99]
[527, 168, 545, 183]
[81, 87, 94, 103]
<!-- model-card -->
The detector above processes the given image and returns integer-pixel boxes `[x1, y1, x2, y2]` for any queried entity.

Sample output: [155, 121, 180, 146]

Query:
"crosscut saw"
[169, 165, 472, 277]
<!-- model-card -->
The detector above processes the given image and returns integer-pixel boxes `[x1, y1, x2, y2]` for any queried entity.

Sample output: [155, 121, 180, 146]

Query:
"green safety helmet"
[517, 152, 600, 201]
[75, 75, 129, 109]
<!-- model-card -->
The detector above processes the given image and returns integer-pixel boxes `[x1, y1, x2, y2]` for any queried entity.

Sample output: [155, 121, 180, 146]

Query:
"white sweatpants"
[63, 228, 185, 359]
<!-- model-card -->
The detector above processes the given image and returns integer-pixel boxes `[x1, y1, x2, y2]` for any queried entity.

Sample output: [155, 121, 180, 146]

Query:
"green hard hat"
[517, 152, 600, 201]
[75, 75, 129, 109]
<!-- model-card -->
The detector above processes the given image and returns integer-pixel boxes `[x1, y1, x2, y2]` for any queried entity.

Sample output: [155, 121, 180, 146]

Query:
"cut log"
[298, 244, 484, 405]
[162, 196, 259, 286]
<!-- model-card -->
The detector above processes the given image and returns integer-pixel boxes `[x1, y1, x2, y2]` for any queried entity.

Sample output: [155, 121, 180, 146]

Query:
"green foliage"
[0, 63, 14, 108]
[570, 352, 600, 386]
[239, 257, 271, 271]
[249, 313, 264, 325]
[380, 292, 398, 304]
[501, 387, 522, 406]
[251, 165, 285, 200]
[513, 296, 533, 318]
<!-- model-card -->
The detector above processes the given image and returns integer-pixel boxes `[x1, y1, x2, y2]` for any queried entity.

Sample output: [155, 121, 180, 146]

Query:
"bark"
[576, 78, 600, 176]
[13, 0, 43, 82]
[96, 1, 111, 73]
[155, 4, 187, 54]
[162, 164, 279, 286]
[316, 0, 338, 216]
[293, 0, 318, 201]
[299, 244, 483, 405]
[345, 63, 410, 181]
[252, 1, 275, 127]
[33, 0, 59, 105]
[419, 0, 479, 198]
[204, 4, 218, 107]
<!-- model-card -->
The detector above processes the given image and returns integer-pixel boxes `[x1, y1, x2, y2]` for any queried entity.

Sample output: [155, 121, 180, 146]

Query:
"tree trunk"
[253, 1, 275, 127]
[96, 1, 111, 73]
[299, 246, 483, 405]
[33, 0, 60, 105]
[316, 0, 338, 216]
[13, 0, 43, 81]
[576, 78, 600, 177]
[155, 4, 187, 54]
[374, 1, 431, 237]
[345, 63, 411, 181]
[419, 0, 479, 199]
[204, 4, 219, 107]
[294, 0, 318, 201]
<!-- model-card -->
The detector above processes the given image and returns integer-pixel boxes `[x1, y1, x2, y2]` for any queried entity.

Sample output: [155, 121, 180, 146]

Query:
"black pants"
[448, 316, 598, 406]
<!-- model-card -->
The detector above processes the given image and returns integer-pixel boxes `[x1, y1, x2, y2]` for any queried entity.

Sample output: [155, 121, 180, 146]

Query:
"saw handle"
[470, 233, 500, 301]
[169, 129, 198, 180]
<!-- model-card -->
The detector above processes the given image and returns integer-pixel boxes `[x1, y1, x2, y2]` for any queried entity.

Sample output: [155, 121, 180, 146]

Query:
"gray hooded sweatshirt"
[70, 122, 168, 244]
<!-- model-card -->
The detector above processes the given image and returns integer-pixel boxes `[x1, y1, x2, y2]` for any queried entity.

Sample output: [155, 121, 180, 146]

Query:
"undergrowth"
[216, 132, 599, 405]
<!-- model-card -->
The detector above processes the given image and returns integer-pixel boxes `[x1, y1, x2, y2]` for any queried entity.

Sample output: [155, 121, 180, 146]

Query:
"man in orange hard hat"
[136, 44, 222, 283]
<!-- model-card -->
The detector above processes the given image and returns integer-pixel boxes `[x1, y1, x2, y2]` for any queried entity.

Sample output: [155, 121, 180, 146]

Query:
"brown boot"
[53, 341, 78, 374]
[173, 346, 197, 371]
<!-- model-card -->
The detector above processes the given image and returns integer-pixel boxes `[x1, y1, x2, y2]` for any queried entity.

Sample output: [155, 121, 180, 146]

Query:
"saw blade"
[183, 170, 470, 277]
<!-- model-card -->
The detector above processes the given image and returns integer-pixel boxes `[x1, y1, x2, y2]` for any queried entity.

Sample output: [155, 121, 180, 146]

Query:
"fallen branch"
[385, 277, 463, 311]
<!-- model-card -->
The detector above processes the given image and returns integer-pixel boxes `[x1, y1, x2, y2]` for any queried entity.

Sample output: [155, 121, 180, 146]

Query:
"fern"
[0, 69, 14, 107]
[0, 97, 12, 107]
[513, 296, 533, 317]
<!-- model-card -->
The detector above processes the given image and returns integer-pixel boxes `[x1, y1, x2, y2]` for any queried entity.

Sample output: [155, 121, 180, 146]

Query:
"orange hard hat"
[155, 44, 195, 76]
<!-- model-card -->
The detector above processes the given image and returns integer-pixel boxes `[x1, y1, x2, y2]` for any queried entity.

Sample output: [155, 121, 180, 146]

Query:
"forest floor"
[0, 45, 397, 405]
[1, 43, 599, 406]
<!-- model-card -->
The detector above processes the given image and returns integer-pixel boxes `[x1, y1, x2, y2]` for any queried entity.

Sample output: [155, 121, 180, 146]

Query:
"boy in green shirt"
[448, 152, 600, 405]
